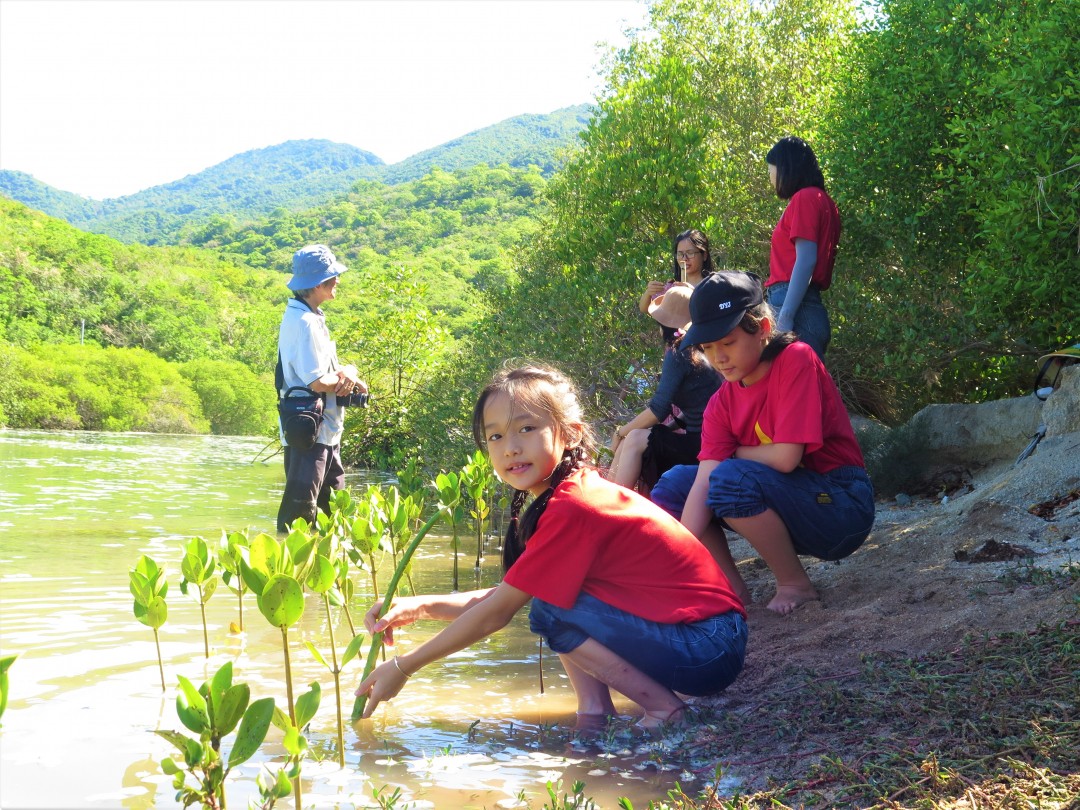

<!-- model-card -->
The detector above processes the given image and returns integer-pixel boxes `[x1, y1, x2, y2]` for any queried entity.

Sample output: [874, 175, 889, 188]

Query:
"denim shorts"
[528, 592, 747, 697]
[766, 282, 830, 360]
[652, 461, 875, 560]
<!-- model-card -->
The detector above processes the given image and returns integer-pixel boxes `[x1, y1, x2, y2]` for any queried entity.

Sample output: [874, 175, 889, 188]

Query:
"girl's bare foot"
[767, 584, 819, 615]
[574, 712, 615, 732]
[636, 703, 687, 731]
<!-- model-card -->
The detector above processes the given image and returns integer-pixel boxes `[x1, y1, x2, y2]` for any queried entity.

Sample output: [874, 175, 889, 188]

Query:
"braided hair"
[471, 363, 597, 573]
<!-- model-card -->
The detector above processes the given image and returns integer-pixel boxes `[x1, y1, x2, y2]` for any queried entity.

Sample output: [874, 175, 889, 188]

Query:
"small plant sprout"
[217, 530, 251, 633]
[462, 450, 494, 569]
[435, 471, 466, 591]
[130, 554, 169, 690]
[179, 536, 218, 658]
[156, 661, 276, 810]
[0, 653, 17, 725]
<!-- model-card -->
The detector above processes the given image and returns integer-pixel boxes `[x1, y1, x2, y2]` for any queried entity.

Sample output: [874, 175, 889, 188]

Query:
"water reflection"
[0, 430, 706, 809]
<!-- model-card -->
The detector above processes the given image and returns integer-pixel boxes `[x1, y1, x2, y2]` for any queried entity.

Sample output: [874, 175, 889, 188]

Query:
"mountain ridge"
[0, 104, 591, 244]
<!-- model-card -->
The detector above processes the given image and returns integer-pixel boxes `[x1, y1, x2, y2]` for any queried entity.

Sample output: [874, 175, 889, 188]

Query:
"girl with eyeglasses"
[637, 229, 715, 346]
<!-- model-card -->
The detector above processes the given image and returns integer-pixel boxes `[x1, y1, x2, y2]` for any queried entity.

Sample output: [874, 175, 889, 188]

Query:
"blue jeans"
[529, 592, 747, 697]
[767, 282, 830, 360]
[652, 461, 874, 560]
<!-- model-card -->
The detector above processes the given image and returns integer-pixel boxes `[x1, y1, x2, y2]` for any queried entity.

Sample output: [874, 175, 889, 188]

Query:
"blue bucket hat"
[681, 272, 764, 346]
[287, 244, 348, 291]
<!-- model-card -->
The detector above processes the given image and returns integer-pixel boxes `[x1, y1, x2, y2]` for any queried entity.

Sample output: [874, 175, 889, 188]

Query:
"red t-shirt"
[503, 469, 745, 622]
[698, 342, 864, 474]
[768, 187, 840, 290]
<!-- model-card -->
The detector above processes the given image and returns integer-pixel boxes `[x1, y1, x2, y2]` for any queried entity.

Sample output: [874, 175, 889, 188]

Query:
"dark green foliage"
[822, 0, 1079, 413]
[179, 359, 277, 437]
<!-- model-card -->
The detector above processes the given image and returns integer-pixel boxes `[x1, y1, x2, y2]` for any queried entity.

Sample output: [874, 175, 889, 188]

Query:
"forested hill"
[0, 104, 590, 246]
[379, 104, 592, 183]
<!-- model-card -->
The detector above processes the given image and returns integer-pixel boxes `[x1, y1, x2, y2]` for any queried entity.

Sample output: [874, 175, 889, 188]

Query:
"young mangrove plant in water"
[156, 661, 279, 810]
[239, 530, 319, 808]
[217, 530, 251, 633]
[129, 554, 170, 690]
[462, 450, 495, 570]
[351, 504, 445, 721]
[435, 471, 465, 591]
[179, 536, 218, 658]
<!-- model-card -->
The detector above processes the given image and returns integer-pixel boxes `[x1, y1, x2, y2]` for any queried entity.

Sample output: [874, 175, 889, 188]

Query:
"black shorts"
[640, 424, 702, 489]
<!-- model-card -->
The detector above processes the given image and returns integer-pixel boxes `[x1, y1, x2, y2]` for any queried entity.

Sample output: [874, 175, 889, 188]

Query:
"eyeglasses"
[676, 250, 702, 260]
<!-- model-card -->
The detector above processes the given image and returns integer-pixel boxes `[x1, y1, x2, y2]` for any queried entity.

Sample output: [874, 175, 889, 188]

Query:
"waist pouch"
[278, 386, 324, 450]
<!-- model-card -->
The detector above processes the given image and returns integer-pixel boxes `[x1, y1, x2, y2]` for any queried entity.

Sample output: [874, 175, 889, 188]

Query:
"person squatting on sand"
[650, 272, 875, 615]
[355, 364, 747, 728]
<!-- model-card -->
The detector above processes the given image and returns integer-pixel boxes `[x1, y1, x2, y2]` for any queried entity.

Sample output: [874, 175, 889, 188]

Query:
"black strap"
[276, 295, 328, 399]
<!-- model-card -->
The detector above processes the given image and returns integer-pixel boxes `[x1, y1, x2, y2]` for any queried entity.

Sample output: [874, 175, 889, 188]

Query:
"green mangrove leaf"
[304, 641, 329, 671]
[342, 633, 366, 667]
[176, 675, 210, 734]
[294, 681, 321, 729]
[272, 768, 292, 798]
[270, 705, 291, 732]
[257, 574, 304, 628]
[200, 577, 218, 604]
[282, 723, 307, 757]
[180, 554, 203, 584]
[144, 596, 167, 630]
[129, 571, 152, 605]
[249, 533, 282, 576]
[238, 556, 268, 596]
[159, 756, 179, 776]
[216, 683, 250, 737]
[305, 555, 335, 594]
[210, 661, 234, 702]
[227, 696, 274, 768]
[0, 653, 15, 721]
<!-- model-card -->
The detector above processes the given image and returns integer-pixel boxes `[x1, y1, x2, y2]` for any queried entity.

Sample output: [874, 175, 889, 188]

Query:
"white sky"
[0, 0, 648, 200]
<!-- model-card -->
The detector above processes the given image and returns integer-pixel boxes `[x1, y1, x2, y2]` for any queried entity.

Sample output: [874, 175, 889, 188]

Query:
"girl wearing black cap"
[651, 272, 874, 615]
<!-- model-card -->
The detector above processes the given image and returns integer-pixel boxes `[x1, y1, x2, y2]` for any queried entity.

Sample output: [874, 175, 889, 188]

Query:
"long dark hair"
[766, 136, 826, 200]
[671, 228, 716, 280]
[471, 364, 597, 572]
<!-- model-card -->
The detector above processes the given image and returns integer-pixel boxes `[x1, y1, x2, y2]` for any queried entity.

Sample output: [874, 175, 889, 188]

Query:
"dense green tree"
[821, 0, 1079, 408]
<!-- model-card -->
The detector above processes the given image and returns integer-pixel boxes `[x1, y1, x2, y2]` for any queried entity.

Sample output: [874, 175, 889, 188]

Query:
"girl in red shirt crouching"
[356, 364, 746, 730]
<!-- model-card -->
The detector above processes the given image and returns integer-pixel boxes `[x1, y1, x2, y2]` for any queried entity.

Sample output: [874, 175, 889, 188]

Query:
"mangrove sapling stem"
[153, 628, 165, 692]
[351, 509, 442, 721]
[322, 593, 346, 768]
[199, 585, 210, 658]
[280, 625, 301, 808]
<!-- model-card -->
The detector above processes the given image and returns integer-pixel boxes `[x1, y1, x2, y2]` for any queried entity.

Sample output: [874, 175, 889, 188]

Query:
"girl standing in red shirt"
[765, 137, 840, 360]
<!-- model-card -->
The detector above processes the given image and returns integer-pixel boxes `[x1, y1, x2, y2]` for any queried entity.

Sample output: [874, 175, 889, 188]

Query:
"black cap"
[682, 272, 764, 346]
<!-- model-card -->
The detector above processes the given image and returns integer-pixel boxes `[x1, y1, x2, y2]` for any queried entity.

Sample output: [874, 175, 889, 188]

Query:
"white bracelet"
[392, 657, 409, 678]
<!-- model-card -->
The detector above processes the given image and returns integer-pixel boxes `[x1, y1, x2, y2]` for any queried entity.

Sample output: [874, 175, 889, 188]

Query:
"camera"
[338, 384, 369, 408]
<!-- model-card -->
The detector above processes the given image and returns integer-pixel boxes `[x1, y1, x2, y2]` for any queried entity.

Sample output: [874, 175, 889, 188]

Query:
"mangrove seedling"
[240, 531, 316, 809]
[381, 484, 422, 596]
[351, 505, 444, 721]
[179, 536, 218, 658]
[347, 485, 389, 601]
[156, 661, 276, 810]
[0, 653, 17, 725]
[217, 530, 250, 633]
[462, 450, 494, 569]
[130, 554, 170, 690]
[435, 471, 465, 591]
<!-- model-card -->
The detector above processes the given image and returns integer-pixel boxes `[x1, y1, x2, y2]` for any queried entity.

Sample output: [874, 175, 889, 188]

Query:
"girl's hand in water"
[363, 597, 423, 646]
[355, 657, 410, 718]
